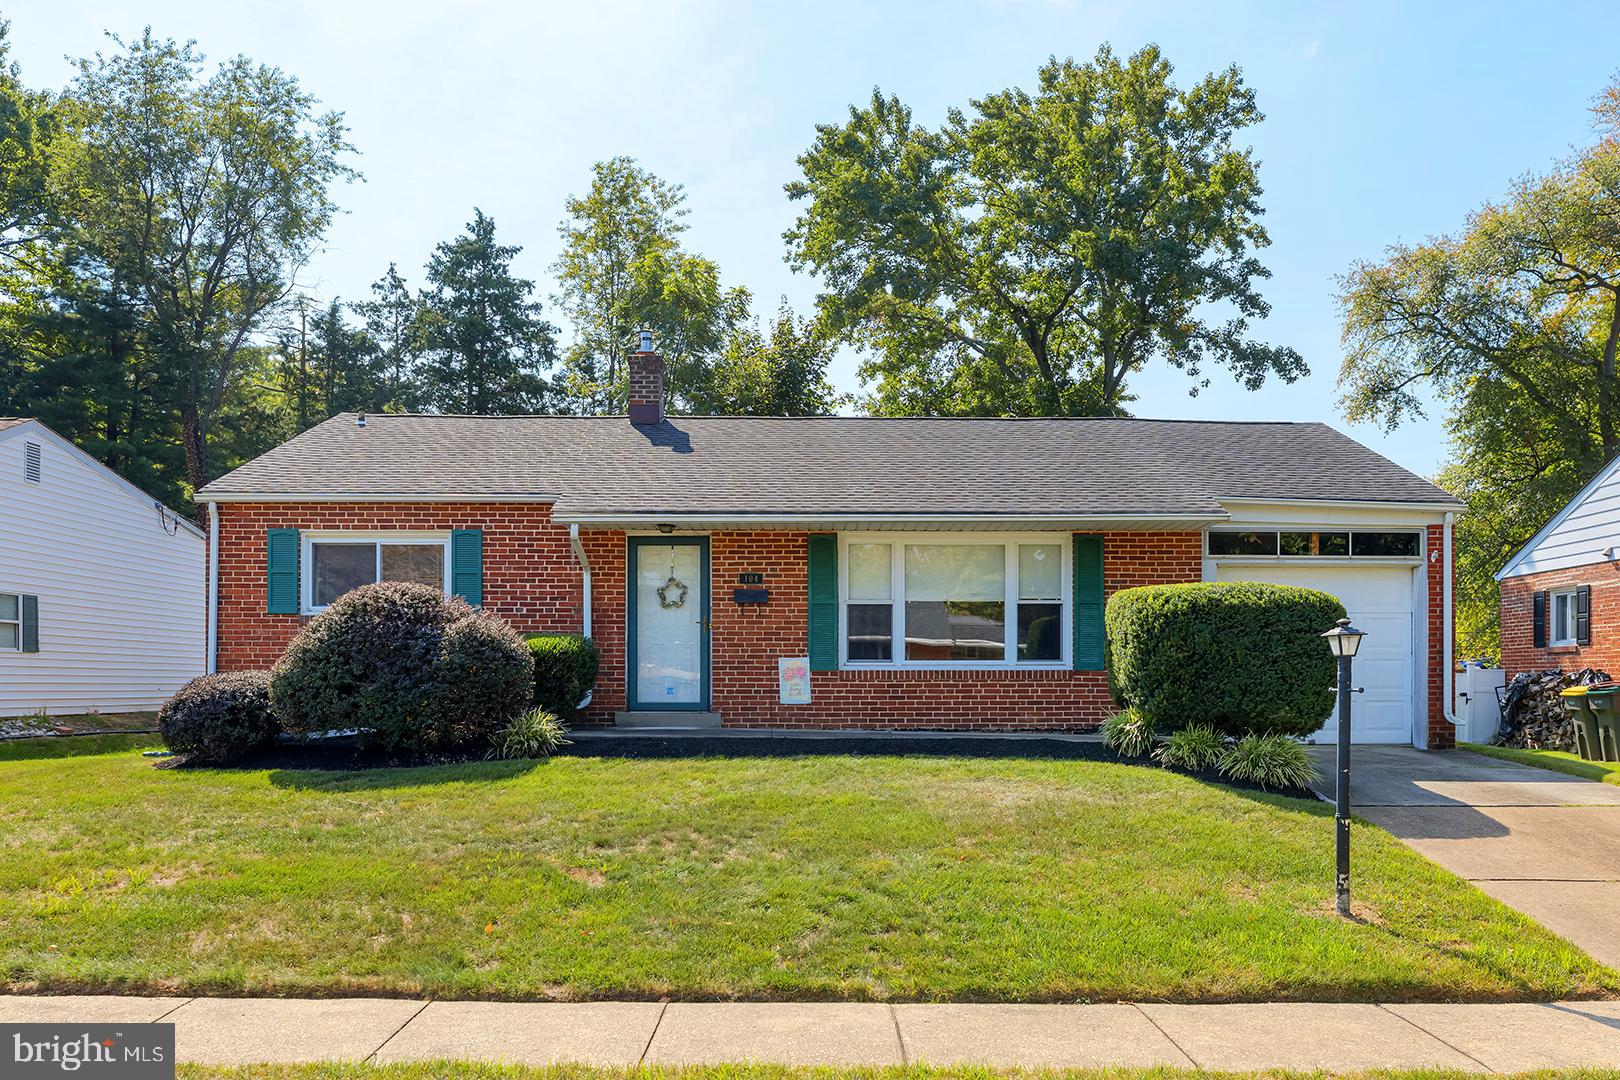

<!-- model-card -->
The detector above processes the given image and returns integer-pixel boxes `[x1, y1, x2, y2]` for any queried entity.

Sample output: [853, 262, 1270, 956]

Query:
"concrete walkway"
[5, 995, 1620, 1070]
[1308, 745, 1620, 968]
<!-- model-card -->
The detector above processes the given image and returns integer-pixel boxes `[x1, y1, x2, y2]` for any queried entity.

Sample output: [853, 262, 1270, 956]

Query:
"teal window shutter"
[1072, 535, 1105, 670]
[266, 529, 300, 614]
[807, 534, 838, 671]
[451, 529, 484, 606]
[20, 594, 38, 652]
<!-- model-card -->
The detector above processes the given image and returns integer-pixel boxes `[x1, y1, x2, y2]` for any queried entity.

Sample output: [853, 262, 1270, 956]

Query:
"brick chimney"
[627, 328, 664, 426]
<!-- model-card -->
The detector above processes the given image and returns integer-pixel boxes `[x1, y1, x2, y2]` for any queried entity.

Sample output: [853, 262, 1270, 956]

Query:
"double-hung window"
[1550, 588, 1579, 647]
[0, 593, 20, 651]
[303, 534, 450, 612]
[841, 535, 1068, 667]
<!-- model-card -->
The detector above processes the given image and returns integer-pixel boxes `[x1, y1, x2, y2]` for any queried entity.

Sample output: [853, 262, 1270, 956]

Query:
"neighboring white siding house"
[1497, 454, 1620, 580]
[0, 419, 205, 716]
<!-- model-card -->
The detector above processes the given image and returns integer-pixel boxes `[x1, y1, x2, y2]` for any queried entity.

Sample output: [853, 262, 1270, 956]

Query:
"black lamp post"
[1320, 617, 1366, 918]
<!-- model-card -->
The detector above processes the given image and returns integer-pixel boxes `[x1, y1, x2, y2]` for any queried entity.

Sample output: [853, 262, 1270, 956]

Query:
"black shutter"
[1577, 585, 1593, 646]
[1532, 590, 1548, 648]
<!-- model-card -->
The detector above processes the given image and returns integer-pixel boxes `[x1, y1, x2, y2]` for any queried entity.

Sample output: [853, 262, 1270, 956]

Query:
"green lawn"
[1461, 742, 1620, 786]
[0, 738, 1614, 1003]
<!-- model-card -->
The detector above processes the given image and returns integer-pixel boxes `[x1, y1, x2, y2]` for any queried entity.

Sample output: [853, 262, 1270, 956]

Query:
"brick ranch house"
[197, 347, 1465, 747]
[1498, 453, 1620, 678]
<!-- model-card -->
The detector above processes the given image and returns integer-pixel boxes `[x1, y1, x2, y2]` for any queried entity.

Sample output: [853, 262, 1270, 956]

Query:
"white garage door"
[1213, 563, 1417, 745]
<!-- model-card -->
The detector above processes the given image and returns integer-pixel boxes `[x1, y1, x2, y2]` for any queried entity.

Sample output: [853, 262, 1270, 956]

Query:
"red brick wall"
[214, 502, 600, 672]
[1424, 523, 1453, 749]
[214, 510, 1201, 732]
[1500, 560, 1620, 682]
[585, 529, 1202, 730]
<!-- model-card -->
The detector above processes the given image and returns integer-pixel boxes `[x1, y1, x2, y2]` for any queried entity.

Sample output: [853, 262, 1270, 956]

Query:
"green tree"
[417, 209, 557, 414]
[696, 300, 846, 415]
[1339, 79, 1620, 659]
[553, 157, 740, 413]
[0, 19, 59, 272]
[308, 298, 384, 416]
[786, 46, 1304, 417]
[57, 30, 354, 511]
[354, 263, 421, 411]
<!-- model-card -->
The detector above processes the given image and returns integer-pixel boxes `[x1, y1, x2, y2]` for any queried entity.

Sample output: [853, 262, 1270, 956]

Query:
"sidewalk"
[5, 995, 1620, 1071]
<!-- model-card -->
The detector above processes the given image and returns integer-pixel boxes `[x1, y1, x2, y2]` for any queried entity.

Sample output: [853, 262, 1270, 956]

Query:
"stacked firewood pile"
[1498, 667, 1613, 749]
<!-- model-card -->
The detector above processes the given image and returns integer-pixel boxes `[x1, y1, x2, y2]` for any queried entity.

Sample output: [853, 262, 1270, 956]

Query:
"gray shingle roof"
[0, 417, 33, 431]
[197, 413, 1459, 518]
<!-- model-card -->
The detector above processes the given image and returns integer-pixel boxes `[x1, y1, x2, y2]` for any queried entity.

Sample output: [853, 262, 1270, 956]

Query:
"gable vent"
[23, 441, 40, 483]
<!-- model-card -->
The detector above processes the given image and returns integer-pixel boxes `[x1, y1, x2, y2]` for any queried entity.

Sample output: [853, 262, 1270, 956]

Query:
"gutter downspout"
[206, 500, 219, 674]
[568, 523, 593, 710]
[1441, 511, 1464, 739]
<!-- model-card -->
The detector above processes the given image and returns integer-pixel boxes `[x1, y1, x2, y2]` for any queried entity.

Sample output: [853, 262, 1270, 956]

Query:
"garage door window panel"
[1208, 529, 1422, 560]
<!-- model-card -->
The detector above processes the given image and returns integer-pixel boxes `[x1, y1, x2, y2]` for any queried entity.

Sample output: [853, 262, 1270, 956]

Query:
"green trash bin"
[1583, 685, 1620, 763]
[1560, 686, 1605, 761]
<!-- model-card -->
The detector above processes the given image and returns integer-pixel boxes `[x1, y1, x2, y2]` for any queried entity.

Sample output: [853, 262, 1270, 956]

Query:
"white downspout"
[1441, 511, 1464, 737]
[568, 523, 593, 709]
[206, 499, 219, 674]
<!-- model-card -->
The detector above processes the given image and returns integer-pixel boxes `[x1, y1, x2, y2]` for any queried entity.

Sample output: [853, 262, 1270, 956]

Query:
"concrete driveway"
[1308, 746, 1620, 969]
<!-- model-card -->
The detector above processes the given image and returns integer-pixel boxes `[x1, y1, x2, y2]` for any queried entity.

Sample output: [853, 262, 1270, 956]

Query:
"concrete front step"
[613, 711, 724, 729]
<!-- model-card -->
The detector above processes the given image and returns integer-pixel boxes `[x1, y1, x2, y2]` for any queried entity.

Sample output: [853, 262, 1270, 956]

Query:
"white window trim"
[300, 531, 452, 614]
[0, 591, 20, 651]
[837, 531, 1071, 671]
[1550, 587, 1579, 647]
[1204, 527, 1426, 565]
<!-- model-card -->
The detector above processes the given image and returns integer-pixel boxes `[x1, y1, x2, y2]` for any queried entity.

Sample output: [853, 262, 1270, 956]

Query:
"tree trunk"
[1599, 293, 1620, 461]
[181, 405, 208, 527]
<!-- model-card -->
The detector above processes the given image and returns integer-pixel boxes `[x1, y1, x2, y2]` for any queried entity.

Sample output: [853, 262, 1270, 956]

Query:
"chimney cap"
[637, 327, 653, 353]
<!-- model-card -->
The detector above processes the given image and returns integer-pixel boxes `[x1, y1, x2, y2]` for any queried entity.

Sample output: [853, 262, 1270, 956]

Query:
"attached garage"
[1208, 526, 1428, 746]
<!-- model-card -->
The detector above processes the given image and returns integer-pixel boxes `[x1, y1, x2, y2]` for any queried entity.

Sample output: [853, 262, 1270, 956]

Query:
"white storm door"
[631, 539, 707, 709]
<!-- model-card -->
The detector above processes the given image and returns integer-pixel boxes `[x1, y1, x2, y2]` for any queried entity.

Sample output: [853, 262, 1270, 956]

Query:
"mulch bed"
[167, 729, 1316, 799]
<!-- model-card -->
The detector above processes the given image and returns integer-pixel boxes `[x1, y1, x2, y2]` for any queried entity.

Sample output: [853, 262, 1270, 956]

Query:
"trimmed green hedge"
[1105, 581, 1345, 738]
[526, 633, 600, 720]
[159, 670, 278, 764]
[271, 582, 532, 752]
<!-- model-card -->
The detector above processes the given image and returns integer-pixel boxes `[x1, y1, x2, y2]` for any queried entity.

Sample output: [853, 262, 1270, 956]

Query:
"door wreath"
[657, 576, 689, 609]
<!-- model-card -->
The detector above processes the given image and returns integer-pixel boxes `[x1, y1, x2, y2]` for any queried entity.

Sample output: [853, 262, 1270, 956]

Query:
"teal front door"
[628, 537, 710, 710]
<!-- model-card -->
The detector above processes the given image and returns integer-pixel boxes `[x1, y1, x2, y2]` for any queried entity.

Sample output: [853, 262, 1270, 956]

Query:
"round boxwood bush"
[526, 633, 600, 719]
[1105, 581, 1346, 738]
[270, 581, 533, 752]
[158, 670, 278, 764]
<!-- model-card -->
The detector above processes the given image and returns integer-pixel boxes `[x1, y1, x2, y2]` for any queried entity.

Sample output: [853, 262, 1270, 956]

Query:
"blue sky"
[9, 1, 1615, 477]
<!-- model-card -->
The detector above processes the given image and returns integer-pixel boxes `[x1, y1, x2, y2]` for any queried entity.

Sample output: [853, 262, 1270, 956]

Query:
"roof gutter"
[1217, 497, 1465, 513]
[551, 511, 1230, 529]
[196, 492, 560, 504]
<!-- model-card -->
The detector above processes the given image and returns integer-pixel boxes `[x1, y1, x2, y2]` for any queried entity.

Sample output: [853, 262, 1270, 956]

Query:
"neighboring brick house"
[197, 346, 1464, 746]
[1498, 455, 1620, 679]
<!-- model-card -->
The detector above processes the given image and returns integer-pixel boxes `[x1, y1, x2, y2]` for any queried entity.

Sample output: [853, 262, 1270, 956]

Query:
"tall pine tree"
[417, 209, 557, 414]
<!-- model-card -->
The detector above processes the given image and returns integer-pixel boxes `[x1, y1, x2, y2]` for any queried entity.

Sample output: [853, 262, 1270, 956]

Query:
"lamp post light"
[1320, 617, 1366, 918]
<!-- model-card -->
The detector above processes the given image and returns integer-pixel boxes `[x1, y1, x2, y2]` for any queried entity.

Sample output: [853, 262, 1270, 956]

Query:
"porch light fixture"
[1320, 617, 1366, 918]
[657, 523, 675, 535]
